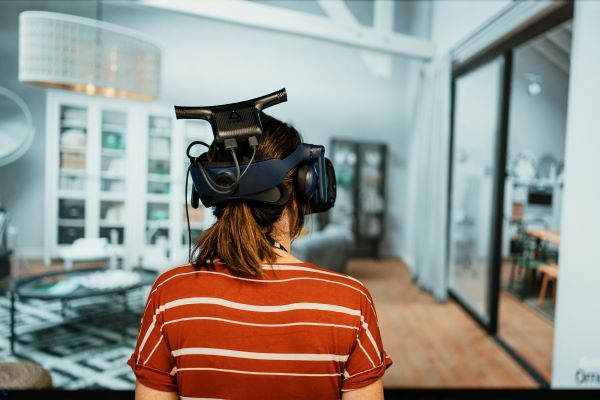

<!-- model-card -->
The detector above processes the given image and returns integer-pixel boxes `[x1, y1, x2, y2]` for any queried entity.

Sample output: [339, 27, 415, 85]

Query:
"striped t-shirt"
[128, 262, 392, 399]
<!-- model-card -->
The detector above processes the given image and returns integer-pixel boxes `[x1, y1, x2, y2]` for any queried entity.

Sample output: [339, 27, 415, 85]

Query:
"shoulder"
[151, 263, 196, 291]
[267, 262, 371, 295]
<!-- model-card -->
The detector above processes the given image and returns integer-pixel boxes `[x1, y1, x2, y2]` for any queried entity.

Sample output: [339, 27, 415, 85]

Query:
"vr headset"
[175, 88, 336, 214]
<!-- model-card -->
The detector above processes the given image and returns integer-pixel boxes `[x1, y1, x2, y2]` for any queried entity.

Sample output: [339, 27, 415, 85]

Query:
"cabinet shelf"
[99, 192, 126, 201]
[101, 171, 126, 180]
[60, 145, 86, 154]
[148, 173, 171, 182]
[102, 124, 126, 134]
[100, 220, 125, 228]
[102, 148, 126, 157]
[148, 129, 171, 138]
[147, 220, 170, 229]
[61, 120, 87, 129]
[60, 169, 86, 177]
[58, 218, 85, 227]
[57, 190, 86, 199]
[148, 152, 170, 161]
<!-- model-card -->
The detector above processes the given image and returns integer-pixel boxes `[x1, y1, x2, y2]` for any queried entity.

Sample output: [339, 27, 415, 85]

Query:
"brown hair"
[191, 112, 310, 276]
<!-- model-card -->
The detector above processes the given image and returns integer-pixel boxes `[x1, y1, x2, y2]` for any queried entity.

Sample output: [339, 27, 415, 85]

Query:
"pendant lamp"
[19, 11, 161, 101]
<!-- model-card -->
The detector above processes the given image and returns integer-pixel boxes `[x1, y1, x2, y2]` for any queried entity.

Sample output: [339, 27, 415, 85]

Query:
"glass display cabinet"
[329, 139, 387, 258]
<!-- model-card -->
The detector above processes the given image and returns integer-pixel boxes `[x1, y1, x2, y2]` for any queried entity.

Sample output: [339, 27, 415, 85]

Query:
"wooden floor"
[498, 261, 555, 382]
[347, 258, 538, 388]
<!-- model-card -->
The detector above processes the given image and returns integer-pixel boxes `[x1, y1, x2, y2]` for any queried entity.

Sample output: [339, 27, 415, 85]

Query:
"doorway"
[447, 4, 573, 386]
[497, 20, 572, 384]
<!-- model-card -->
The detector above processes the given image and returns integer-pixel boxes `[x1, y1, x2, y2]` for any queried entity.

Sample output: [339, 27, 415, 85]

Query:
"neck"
[270, 231, 303, 264]
[268, 208, 304, 264]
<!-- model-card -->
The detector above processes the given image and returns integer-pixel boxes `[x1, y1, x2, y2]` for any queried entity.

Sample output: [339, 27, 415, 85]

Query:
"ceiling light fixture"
[525, 73, 543, 96]
[18, 11, 161, 101]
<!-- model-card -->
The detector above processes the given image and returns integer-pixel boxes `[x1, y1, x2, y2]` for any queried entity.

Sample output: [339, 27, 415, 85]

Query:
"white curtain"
[405, 56, 451, 302]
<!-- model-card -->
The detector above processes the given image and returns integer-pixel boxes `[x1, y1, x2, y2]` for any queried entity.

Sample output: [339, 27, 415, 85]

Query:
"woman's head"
[192, 112, 310, 276]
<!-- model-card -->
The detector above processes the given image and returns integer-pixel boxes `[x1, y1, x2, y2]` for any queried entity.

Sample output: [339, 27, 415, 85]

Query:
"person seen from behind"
[128, 112, 392, 399]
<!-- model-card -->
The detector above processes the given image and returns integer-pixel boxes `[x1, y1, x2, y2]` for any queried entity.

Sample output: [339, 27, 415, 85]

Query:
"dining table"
[526, 229, 561, 245]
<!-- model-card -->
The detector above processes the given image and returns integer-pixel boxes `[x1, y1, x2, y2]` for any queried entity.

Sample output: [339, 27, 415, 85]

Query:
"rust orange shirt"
[128, 262, 392, 399]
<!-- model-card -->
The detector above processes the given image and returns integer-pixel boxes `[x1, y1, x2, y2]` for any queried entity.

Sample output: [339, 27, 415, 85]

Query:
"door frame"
[445, 1, 573, 386]
[446, 51, 512, 334]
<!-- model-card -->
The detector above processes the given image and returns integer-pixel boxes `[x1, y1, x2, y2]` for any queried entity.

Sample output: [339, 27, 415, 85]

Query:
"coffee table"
[9, 267, 157, 355]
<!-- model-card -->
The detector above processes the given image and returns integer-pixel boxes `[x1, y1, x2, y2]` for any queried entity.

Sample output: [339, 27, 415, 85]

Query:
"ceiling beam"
[136, 0, 434, 60]
[318, 0, 394, 78]
[530, 40, 570, 75]
[545, 28, 571, 54]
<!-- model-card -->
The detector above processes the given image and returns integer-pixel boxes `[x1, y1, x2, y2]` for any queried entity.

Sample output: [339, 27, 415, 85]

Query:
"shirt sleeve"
[127, 284, 177, 393]
[341, 285, 393, 391]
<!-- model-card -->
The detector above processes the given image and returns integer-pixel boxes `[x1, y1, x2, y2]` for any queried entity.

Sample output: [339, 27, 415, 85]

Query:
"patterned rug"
[0, 287, 149, 389]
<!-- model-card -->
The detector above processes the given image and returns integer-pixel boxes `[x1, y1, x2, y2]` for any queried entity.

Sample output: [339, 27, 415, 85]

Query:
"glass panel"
[99, 200, 125, 244]
[58, 198, 85, 244]
[100, 110, 127, 193]
[59, 105, 87, 191]
[329, 141, 357, 233]
[146, 202, 169, 245]
[147, 115, 172, 195]
[358, 144, 385, 239]
[448, 57, 504, 323]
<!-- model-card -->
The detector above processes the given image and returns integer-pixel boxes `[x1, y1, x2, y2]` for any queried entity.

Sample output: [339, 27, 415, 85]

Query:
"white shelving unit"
[44, 91, 215, 267]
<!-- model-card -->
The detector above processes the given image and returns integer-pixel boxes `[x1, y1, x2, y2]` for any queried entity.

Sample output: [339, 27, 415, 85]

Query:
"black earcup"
[309, 158, 336, 213]
[296, 164, 317, 199]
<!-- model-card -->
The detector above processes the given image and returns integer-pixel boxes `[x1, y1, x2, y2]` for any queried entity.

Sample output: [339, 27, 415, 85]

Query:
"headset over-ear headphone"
[175, 88, 336, 216]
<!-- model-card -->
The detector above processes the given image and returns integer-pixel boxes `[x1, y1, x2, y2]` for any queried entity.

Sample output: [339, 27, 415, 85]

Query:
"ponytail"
[193, 201, 282, 276]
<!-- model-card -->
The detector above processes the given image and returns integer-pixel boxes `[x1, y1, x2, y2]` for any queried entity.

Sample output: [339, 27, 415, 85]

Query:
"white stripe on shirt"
[171, 347, 349, 362]
[161, 316, 359, 332]
[263, 264, 363, 284]
[357, 338, 376, 368]
[142, 335, 164, 366]
[171, 367, 342, 377]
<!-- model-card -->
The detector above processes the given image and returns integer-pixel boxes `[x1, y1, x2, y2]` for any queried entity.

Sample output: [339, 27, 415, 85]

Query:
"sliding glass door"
[448, 56, 508, 329]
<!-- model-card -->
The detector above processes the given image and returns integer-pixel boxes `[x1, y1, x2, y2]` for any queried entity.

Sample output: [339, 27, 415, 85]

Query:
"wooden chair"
[509, 232, 547, 298]
[537, 263, 559, 307]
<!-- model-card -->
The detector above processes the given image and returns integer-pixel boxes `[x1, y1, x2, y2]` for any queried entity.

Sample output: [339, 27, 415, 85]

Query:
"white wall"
[0, 1, 429, 259]
[552, 0, 600, 388]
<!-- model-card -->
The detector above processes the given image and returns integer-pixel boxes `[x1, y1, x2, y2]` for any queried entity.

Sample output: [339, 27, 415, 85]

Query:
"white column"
[551, 1, 600, 388]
